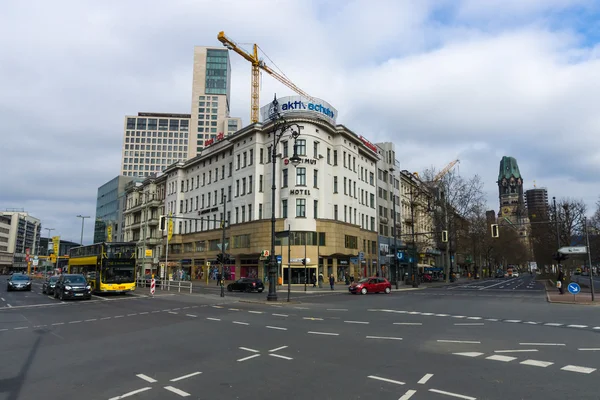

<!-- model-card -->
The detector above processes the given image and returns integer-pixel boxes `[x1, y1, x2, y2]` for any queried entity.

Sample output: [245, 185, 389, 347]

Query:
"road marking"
[408, 311, 421, 315]
[7, 304, 11, 307]
[186, 314, 197, 318]
[0, 328, 7, 332]
[437, 340, 480, 344]
[0, 297, 4, 301]
[248, 311, 263, 314]
[504, 320, 521, 323]
[108, 387, 152, 400]
[269, 346, 288, 352]
[399, 389, 417, 399]
[428, 388, 476, 399]
[269, 353, 293, 360]
[520, 342, 565, 346]
[233, 321, 249, 325]
[168, 312, 178, 315]
[272, 313, 288, 317]
[308, 331, 339, 336]
[327, 308, 348, 311]
[453, 352, 484, 357]
[212, 306, 223, 309]
[33, 325, 46, 328]
[344, 320, 369, 324]
[594, 327, 600, 330]
[578, 348, 600, 351]
[479, 280, 508, 290]
[417, 373, 434, 384]
[520, 360, 554, 367]
[170, 371, 202, 382]
[452, 316, 466, 319]
[172, 308, 181, 311]
[466, 317, 482, 320]
[294, 307, 309, 309]
[367, 375, 405, 385]
[454, 323, 484, 326]
[567, 324, 588, 328]
[494, 349, 538, 353]
[435, 313, 450, 317]
[486, 355, 517, 362]
[182, 306, 190, 309]
[114, 315, 124, 319]
[266, 326, 287, 331]
[485, 318, 499, 321]
[561, 365, 596, 374]
[366, 336, 402, 340]
[237, 354, 260, 362]
[523, 321, 538, 325]
[303, 317, 324, 321]
[51, 322, 64, 326]
[229, 308, 240, 311]
[100, 317, 112, 320]
[136, 374, 157, 383]
[239, 347, 260, 353]
[151, 310, 160, 313]
[163, 385, 191, 397]
[69, 320, 82, 324]
[421, 312, 434, 316]
[84, 319, 97, 322]
[14, 326, 28, 330]
[206, 318, 221, 321]
[162, 309, 171, 312]
[127, 313, 137, 317]
[393, 322, 422, 326]
[544, 323, 563, 326]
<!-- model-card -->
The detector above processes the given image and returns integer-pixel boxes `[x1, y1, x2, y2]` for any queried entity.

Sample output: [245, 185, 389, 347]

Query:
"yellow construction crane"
[217, 31, 315, 123]
[433, 159, 460, 182]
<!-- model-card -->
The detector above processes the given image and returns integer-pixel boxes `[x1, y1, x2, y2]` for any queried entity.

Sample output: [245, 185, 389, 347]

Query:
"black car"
[227, 278, 264, 293]
[7, 274, 32, 291]
[53, 274, 92, 300]
[42, 276, 60, 295]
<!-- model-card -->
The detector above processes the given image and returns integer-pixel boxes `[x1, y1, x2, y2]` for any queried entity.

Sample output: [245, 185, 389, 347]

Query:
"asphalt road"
[1, 275, 599, 400]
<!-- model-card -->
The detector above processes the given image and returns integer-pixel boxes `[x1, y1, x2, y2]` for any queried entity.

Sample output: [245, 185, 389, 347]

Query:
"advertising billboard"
[260, 96, 338, 125]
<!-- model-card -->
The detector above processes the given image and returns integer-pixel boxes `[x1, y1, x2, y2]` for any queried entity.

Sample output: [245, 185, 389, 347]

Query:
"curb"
[238, 299, 302, 305]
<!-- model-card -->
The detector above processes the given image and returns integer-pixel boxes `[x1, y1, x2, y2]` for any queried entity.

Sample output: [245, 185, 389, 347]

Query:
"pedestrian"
[311, 273, 316, 287]
[557, 268, 565, 295]
[329, 274, 335, 290]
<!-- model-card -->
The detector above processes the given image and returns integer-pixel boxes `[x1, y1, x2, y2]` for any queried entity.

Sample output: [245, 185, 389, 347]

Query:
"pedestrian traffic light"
[216, 253, 223, 264]
[491, 224, 499, 238]
[159, 215, 166, 230]
[302, 258, 306, 265]
[441, 230, 448, 243]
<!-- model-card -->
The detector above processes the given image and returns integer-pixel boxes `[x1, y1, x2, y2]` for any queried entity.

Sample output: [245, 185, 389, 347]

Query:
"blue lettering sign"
[281, 100, 335, 120]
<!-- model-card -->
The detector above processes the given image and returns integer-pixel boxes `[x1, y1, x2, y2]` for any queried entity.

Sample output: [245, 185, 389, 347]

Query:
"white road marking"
[206, 318, 221, 321]
[327, 308, 348, 311]
[51, 322, 64, 326]
[170, 371, 202, 382]
[523, 321, 538, 325]
[454, 323, 484, 326]
[163, 385, 191, 397]
[561, 365, 596, 374]
[520, 360, 554, 367]
[593, 327, 600, 330]
[399, 389, 417, 399]
[453, 352, 484, 357]
[428, 388, 476, 399]
[435, 313, 450, 317]
[452, 316, 466, 319]
[303, 317, 324, 321]
[544, 323, 563, 326]
[520, 342, 565, 346]
[14, 327, 28, 330]
[269, 353, 293, 360]
[182, 307, 190, 309]
[239, 347, 260, 353]
[233, 321, 249, 325]
[100, 317, 112, 320]
[0, 328, 7, 332]
[172, 308, 181, 311]
[504, 320, 521, 323]
[567, 324, 588, 328]
[437, 340, 480, 344]
[168, 312, 178, 315]
[229, 308, 240, 311]
[485, 318, 499, 321]
[366, 336, 403, 340]
[393, 322, 422, 326]
[7, 304, 11, 307]
[421, 312, 434, 316]
[466, 317, 482, 320]
[417, 373, 434, 384]
[212, 305, 223, 309]
[367, 375, 405, 385]
[344, 320, 369, 324]
[408, 311, 421, 315]
[108, 387, 152, 400]
[486, 355, 517, 362]
[33, 325, 46, 328]
[0, 297, 4, 301]
[127, 313, 137, 316]
[267, 346, 287, 353]
[69, 320, 82, 324]
[237, 354, 260, 362]
[308, 331, 339, 336]
[162, 309, 171, 312]
[84, 319, 97, 322]
[294, 307, 309, 309]
[494, 349, 538, 353]
[266, 326, 287, 331]
[151, 310, 160, 313]
[186, 314, 197, 318]
[136, 374, 157, 383]
[114, 315, 124, 319]
[248, 311, 263, 314]
[272, 313, 288, 317]
[578, 348, 600, 351]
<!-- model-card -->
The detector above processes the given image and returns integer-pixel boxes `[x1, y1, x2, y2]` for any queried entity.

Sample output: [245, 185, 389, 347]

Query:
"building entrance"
[283, 267, 317, 284]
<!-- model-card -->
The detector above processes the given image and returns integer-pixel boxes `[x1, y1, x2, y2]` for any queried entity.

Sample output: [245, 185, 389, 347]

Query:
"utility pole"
[287, 226, 291, 302]
[76, 215, 90, 246]
[44, 227, 55, 274]
[141, 192, 153, 276]
[584, 217, 595, 301]
[220, 195, 227, 298]
[392, 193, 399, 289]
[410, 186, 419, 288]
[304, 235, 307, 292]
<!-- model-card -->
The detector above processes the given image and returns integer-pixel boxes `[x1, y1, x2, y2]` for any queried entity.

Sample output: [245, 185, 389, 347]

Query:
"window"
[282, 169, 288, 187]
[235, 207, 239, 224]
[260, 148, 264, 164]
[282, 141, 288, 158]
[282, 199, 288, 218]
[296, 167, 306, 186]
[236, 180, 240, 197]
[343, 151, 346, 167]
[333, 176, 338, 193]
[248, 204, 252, 221]
[248, 175, 253, 193]
[313, 142, 318, 158]
[344, 177, 347, 195]
[228, 185, 232, 202]
[296, 139, 306, 156]
[242, 177, 246, 195]
[220, 188, 224, 204]
[333, 150, 338, 166]
[370, 193, 375, 208]
[371, 217, 375, 231]
[344, 205, 347, 222]
[327, 148, 331, 164]
[236, 154, 240, 170]
[249, 149, 254, 165]
[345, 235, 358, 249]
[241, 205, 246, 223]
[259, 203, 263, 219]
[296, 199, 306, 217]
[243, 152, 247, 167]
[318, 232, 326, 246]
[228, 162, 232, 177]
[314, 200, 318, 219]
[259, 175, 263, 192]
[370, 172, 374, 186]
[334, 205, 338, 220]
[313, 170, 318, 188]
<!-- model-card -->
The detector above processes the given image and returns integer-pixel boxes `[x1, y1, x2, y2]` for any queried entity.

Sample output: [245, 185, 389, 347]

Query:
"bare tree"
[491, 225, 529, 266]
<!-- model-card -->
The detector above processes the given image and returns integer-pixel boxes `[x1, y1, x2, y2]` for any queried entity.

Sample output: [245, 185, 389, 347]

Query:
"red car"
[349, 277, 392, 295]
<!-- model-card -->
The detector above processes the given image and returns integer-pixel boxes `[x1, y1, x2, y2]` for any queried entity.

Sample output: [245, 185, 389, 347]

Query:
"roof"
[498, 156, 522, 181]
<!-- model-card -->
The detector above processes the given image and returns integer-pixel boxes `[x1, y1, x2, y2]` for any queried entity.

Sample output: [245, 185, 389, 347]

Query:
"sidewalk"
[544, 279, 598, 305]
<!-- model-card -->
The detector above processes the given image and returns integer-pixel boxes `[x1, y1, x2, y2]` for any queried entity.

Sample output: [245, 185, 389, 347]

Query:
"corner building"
[162, 97, 380, 283]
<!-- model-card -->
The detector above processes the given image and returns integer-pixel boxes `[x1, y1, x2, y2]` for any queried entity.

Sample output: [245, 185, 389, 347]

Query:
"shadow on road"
[0, 332, 43, 400]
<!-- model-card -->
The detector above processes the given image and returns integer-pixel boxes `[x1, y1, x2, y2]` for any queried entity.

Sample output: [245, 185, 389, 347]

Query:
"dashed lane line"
[567, 325, 588, 329]
[393, 322, 422, 326]
[344, 320, 369, 324]
[272, 313, 289, 317]
[437, 340, 481, 344]
[232, 321, 249, 325]
[561, 365, 597, 374]
[308, 331, 339, 336]
[248, 311, 263, 314]
[367, 375, 405, 385]
[269, 346, 288, 352]
[206, 317, 221, 321]
[303, 317, 324, 321]
[14, 326, 28, 330]
[494, 349, 538, 353]
[170, 371, 202, 382]
[327, 308, 348, 311]
[366, 336, 403, 341]
[520, 343, 565, 346]
[454, 323, 484, 326]
[68, 320, 82, 324]
[186, 314, 197, 318]
[266, 326, 287, 331]
[520, 360, 554, 368]
[486, 355, 517, 362]
[578, 348, 600, 351]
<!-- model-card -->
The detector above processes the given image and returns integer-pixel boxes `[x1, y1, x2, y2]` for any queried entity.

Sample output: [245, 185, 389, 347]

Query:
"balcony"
[129, 221, 142, 230]
[147, 217, 159, 226]
[379, 216, 389, 224]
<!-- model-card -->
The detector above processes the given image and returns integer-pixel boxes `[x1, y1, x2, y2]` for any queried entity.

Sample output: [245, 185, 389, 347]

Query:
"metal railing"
[135, 278, 193, 294]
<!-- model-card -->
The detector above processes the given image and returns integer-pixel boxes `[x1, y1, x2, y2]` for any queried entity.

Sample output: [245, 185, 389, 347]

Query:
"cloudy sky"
[1, 0, 599, 244]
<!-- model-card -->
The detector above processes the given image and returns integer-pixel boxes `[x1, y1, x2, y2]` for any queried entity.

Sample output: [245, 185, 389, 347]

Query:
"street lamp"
[44, 228, 55, 256]
[267, 94, 302, 302]
[76, 215, 90, 246]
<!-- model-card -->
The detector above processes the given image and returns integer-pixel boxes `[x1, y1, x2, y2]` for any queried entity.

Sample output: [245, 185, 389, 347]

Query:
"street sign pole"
[584, 218, 595, 301]
[568, 282, 581, 303]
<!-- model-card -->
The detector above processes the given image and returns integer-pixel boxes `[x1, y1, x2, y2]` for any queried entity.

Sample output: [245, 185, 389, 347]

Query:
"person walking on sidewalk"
[557, 268, 565, 295]
[329, 274, 335, 290]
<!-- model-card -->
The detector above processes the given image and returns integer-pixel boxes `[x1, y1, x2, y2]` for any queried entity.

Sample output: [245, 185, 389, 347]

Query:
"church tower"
[497, 156, 531, 244]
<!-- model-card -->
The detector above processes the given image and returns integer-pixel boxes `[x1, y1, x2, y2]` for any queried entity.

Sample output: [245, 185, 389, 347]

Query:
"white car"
[512, 271, 520, 278]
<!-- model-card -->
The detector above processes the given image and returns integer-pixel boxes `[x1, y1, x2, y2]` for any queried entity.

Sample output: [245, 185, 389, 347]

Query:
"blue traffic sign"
[397, 252, 404, 260]
[359, 251, 364, 259]
[276, 255, 282, 262]
[568, 282, 581, 295]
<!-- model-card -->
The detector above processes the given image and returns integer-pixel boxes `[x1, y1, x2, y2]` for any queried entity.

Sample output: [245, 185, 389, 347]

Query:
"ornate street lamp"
[267, 95, 301, 301]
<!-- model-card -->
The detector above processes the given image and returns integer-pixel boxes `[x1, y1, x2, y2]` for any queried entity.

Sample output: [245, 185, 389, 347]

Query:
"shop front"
[240, 258, 259, 279]
[284, 258, 317, 284]
[337, 259, 350, 282]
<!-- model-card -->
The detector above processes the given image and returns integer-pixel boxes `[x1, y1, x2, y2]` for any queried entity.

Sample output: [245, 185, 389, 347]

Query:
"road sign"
[261, 250, 270, 257]
[397, 252, 404, 260]
[350, 257, 359, 263]
[558, 246, 587, 255]
[276, 255, 282, 263]
[359, 251, 364, 259]
[206, 261, 211, 267]
[567, 282, 581, 295]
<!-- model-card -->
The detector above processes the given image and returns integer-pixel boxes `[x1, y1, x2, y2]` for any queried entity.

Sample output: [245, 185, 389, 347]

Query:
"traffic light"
[553, 253, 568, 263]
[491, 224, 499, 238]
[441, 230, 448, 243]
[223, 254, 231, 264]
[159, 215, 166, 230]
[216, 253, 223, 264]
[302, 258, 306, 266]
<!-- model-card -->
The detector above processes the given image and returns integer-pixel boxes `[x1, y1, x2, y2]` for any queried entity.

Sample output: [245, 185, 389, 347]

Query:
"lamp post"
[267, 95, 302, 302]
[44, 227, 54, 274]
[76, 215, 90, 246]
[584, 218, 595, 301]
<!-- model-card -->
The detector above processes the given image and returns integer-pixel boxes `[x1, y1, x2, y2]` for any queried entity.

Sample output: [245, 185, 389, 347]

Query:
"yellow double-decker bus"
[68, 242, 136, 294]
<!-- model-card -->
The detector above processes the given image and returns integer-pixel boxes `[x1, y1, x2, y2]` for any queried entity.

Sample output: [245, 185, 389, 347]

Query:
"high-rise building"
[121, 112, 191, 178]
[525, 187, 549, 222]
[189, 46, 241, 156]
[0, 214, 12, 272]
[0, 210, 41, 270]
[94, 175, 142, 243]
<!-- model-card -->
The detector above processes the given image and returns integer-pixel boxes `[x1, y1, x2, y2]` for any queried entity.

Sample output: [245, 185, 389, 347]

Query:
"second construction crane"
[217, 31, 315, 124]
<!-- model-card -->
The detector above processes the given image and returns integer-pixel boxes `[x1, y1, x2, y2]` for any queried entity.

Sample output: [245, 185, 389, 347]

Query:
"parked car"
[349, 277, 392, 295]
[495, 270, 505, 278]
[7, 274, 32, 292]
[53, 274, 92, 300]
[227, 278, 264, 293]
[42, 276, 60, 295]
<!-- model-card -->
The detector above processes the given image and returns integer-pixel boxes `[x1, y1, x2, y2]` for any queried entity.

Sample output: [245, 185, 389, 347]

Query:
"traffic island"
[545, 279, 598, 305]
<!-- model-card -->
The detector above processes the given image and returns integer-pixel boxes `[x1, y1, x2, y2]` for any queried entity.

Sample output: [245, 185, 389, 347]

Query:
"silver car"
[7, 274, 32, 291]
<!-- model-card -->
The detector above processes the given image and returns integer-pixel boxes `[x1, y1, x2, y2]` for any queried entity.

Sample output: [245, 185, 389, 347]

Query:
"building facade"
[160, 97, 380, 283]
[0, 214, 12, 272]
[94, 175, 140, 243]
[123, 174, 167, 275]
[0, 210, 41, 270]
[121, 112, 191, 178]
[189, 46, 241, 156]
[525, 187, 549, 222]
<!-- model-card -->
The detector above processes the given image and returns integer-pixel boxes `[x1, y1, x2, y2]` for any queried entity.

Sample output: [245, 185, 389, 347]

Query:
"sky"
[1, 0, 600, 244]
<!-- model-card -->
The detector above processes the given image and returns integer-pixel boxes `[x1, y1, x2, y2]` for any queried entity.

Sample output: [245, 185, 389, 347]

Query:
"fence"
[136, 278, 193, 294]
